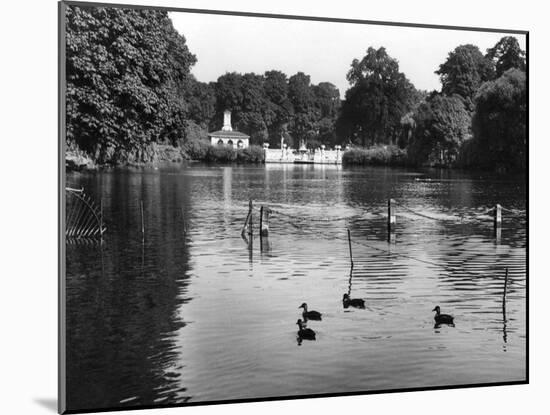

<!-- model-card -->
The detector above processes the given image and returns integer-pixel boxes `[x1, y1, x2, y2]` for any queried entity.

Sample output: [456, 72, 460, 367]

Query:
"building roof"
[208, 130, 250, 139]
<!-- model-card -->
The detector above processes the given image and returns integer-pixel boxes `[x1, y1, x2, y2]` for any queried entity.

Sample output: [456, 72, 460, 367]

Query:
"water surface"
[65, 164, 526, 411]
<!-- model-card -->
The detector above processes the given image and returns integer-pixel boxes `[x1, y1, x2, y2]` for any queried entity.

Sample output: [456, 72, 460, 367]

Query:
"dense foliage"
[464, 69, 527, 171]
[435, 44, 495, 111]
[206, 71, 340, 149]
[486, 36, 526, 77]
[342, 145, 406, 166]
[410, 40, 526, 170]
[66, 5, 197, 164]
[65, 6, 526, 171]
[408, 94, 471, 165]
[336, 47, 419, 147]
[203, 145, 265, 164]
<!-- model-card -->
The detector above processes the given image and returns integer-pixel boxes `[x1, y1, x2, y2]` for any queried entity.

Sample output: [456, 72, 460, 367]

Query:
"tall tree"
[214, 72, 244, 116]
[470, 68, 527, 171]
[486, 36, 526, 77]
[435, 44, 494, 110]
[313, 82, 340, 119]
[288, 72, 318, 145]
[65, 5, 196, 163]
[409, 93, 471, 165]
[187, 80, 216, 129]
[310, 82, 340, 146]
[263, 70, 293, 146]
[237, 73, 268, 144]
[336, 47, 416, 146]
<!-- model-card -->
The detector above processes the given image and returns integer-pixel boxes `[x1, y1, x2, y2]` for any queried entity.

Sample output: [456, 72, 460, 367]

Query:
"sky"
[169, 11, 526, 98]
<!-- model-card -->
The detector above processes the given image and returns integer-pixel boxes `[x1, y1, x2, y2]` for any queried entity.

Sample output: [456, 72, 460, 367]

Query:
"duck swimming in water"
[299, 303, 322, 320]
[432, 306, 454, 325]
[296, 319, 316, 340]
[342, 294, 365, 309]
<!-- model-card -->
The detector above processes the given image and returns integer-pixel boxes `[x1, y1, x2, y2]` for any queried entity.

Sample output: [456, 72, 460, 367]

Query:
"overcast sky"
[169, 11, 526, 97]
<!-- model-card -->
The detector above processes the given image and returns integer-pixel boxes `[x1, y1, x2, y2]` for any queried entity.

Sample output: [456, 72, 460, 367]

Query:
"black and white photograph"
[58, 1, 527, 413]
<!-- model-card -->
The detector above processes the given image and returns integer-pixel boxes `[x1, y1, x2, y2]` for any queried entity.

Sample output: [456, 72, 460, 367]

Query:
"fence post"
[494, 204, 502, 231]
[260, 206, 270, 237]
[259, 206, 264, 236]
[347, 228, 354, 268]
[387, 198, 396, 242]
[248, 199, 253, 236]
[494, 204, 502, 242]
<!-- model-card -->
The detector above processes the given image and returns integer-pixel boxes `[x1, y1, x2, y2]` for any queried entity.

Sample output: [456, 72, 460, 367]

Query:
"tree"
[288, 72, 318, 145]
[313, 82, 340, 119]
[237, 73, 268, 144]
[336, 47, 416, 146]
[187, 80, 216, 129]
[263, 70, 293, 146]
[409, 93, 471, 165]
[486, 36, 526, 77]
[65, 5, 197, 163]
[214, 72, 244, 117]
[436, 44, 495, 110]
[470, 69, 526, 171]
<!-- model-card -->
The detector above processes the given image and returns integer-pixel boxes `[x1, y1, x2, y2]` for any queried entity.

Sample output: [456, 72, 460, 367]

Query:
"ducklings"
[299, 303, 322, 320]
[432, 305, 454, 326]
[342, 293, 365, 309]
[296, 319, 316, 341]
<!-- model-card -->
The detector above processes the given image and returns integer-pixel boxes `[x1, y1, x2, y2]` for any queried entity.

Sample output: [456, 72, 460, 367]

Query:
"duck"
[342, 294, 365, 309]
[296, 319, 316, 340]
[432, 305, 454, 325]
[299, 303, 322, 320]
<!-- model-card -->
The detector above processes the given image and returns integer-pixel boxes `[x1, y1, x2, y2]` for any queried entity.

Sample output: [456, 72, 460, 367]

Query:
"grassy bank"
[66, 141, 265, 171]
[342, 145, 407, 166]
[182, 139, 264, 163]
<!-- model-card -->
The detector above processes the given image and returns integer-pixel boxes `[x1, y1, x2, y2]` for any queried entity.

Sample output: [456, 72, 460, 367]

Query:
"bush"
[342, 145, 406, 166]
[236, 145, 264, 163]
[202, 144, 265, 164]
[205, 146, 238, 162]
[183, 138, 211, 160]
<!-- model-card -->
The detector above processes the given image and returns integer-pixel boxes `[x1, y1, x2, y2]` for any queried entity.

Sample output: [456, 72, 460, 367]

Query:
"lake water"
[65, 163, 527, 411]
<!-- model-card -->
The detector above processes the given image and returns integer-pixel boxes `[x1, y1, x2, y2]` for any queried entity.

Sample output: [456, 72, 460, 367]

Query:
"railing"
[264, 148, 342, 164]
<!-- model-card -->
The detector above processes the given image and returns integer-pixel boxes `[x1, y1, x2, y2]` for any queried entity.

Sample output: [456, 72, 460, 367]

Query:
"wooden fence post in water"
[248, 199, 254, 236]
[347, 228, 354, 268]
[260, 205, 263, 236]
[387, 198, 396, 242]
[241, 199, 253, 237]
[494, 204, 502, 232]
[260, 206, 270, 237]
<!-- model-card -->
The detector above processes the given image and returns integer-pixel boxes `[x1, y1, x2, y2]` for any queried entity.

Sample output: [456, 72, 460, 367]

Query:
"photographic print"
[59, 1, 528, 413]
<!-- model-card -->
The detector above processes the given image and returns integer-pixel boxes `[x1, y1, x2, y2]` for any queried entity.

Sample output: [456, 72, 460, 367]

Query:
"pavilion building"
[208, 110, 250, 149]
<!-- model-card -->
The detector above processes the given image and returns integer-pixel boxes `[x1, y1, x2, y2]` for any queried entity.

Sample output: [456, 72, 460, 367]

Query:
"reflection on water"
[66, 164, 526, 412]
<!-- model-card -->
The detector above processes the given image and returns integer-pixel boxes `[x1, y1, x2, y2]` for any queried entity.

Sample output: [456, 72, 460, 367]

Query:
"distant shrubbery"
[201, 144, 264, 163]
[342, 145, 407, 166]
[182, 138, 211, 160]
[64, 4, 526, 172]
[235, 145, 265, 163]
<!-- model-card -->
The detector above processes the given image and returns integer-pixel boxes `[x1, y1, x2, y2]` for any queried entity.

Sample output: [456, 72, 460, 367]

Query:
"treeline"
[405, 38, 527, 171]
[186, 71, 340, 150]
[65, 6, 197, 164]
[65, 5, 340, 165]
[66, 5, 526, 171]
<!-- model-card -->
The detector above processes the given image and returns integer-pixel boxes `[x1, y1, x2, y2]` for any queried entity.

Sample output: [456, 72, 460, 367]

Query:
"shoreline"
[65, 144, 525, 174]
